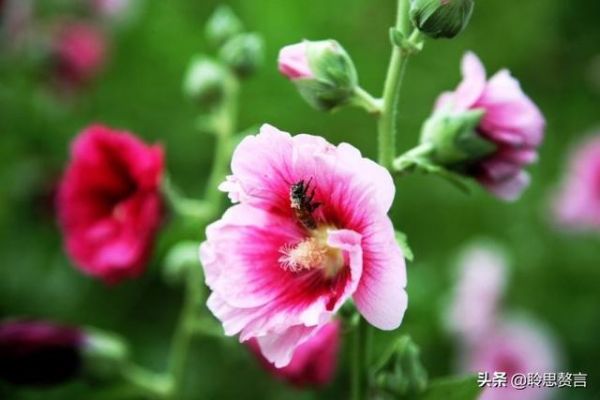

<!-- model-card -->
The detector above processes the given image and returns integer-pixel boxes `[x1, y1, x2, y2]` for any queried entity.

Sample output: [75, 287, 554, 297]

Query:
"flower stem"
[121, 363, 172, 399]
[393, 142, 435, 173]
[204, 75, 239, 209]
[351, 316, 371, 400]
[166, 73, 239, 400]
[377, 0, 414, 170]
[351, 86, 383, 115]
[166, 256, 204, 399]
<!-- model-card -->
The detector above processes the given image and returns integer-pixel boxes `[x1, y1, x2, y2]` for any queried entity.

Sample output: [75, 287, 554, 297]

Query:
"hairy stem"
[377, 0, 412, 170]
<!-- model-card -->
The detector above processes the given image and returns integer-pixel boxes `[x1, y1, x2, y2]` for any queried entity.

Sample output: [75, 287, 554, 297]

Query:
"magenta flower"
[0, 320, 84, 387]
[464, 317, 559, 400]
[52, 22, 107, 89]
[436, 52, 545, 201]
[58, 125, 164, 284]
[278, 42, 313, 79]
[553, 134, 600, 230]
[200, 124, 407, 367]
[447, 244, 507, 344]
[247, 320, 340, 387]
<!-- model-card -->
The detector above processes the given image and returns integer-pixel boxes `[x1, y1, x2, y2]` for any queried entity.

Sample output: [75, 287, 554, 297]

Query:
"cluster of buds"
[184, 6, 263, 108]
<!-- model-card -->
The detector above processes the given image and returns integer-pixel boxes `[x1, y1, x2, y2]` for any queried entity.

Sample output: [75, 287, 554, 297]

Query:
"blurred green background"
[1, 0, 599, 399]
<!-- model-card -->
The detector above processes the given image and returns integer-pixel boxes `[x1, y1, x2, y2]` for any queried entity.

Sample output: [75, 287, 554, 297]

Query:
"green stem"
[351, 87, 383, 115]
[166, 256, 204, 399]
[162, 177, 214, 222]
[166, 73, 239, 400]
[351, 319, 363, 400]
[351, 317, 371, 400]
[393, 142, 435, 173]
[121, 363, 171, 399]
[204, 76, 239, 209]
[377, 0, 413, 170]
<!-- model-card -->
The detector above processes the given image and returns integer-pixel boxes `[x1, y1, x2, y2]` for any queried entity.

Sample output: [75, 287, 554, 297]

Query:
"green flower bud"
[410, 0, 475, 39]
[373, 336, 428, 397]
[205, 5, 243, 48]
[420, 108, 494, 166]
[183, 57, 227, 107]
[82, 329, 129, 381]
[278, 40, 358, 112]
[219, 33, 264, 79]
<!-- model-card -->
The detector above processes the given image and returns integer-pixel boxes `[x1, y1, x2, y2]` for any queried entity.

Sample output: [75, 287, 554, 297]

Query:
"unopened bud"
[219, 33, 264, 79]
[205, 5, 243, 48]
[420, 108, 494, 166]
[373, 336, 428, 397]
[183, 57, 227, 107]
[0, 320, 84, 387]
[82, 329, 129, 381]
[410, 0, 474, 39]
[278, 40, 358, 112]
[0, 320, 129, 387]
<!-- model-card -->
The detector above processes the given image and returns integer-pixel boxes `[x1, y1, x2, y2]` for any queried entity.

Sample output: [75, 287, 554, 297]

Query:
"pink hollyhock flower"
[436, 52, 545, 201]
[552, 134, 600, 230]
[0, 320, 84, 386]
[247, 320, 340, 387]
[58, 125, 164, 284]
[278, 42, 313, 79]
[464, 317, 559, 400]
[52, 22, 107, 89]
[200, 124, 407, 367]
[446, 244, 507, 344]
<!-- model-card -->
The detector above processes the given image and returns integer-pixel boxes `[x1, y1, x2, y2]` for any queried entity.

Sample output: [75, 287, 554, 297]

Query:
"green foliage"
[0, 0, 599, 399]
[419, 375, 482, 400]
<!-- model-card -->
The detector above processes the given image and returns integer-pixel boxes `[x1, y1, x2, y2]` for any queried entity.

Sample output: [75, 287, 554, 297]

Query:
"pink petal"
[278, 42, 313, 80]
[478, 70, 545, 147]
[481, 171, 531, 202]
[353, 217, 407, 330]
[451, 52, 487, 111]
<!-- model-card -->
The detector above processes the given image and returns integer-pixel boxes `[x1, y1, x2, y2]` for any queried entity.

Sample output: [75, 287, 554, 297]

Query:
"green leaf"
[420, 374, 483, 400]
[395, 230, 414, 261]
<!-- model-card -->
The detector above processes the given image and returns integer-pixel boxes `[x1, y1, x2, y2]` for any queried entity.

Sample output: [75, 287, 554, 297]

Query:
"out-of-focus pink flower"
[0, 0, 33, 51]
[91, 0, 136, 22]
[552, 134, 600, 230]
[200, 124, 407, 367]
[92, 0, 128, 16]
[464, 317, 559, 400]
[247, 320, 340, 387]
[0, 320, 84, 386]
[278, 42, 313, 79]
[52, 22, 107, 89]
[58, 125, 164, 284]
[436, 52, 545, 201]
[447, 244, 507, 344]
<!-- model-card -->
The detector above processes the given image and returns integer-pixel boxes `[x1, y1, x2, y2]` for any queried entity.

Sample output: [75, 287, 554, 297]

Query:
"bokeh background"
[1, 0, 599, 399]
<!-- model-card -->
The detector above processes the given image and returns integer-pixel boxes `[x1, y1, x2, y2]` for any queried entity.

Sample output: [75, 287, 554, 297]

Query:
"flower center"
[279, 227, 344, 278]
